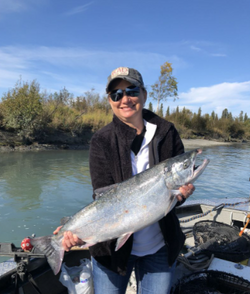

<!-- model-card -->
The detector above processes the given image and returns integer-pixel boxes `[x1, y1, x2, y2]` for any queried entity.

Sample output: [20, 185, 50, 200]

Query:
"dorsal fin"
[94, 183, 119, 200]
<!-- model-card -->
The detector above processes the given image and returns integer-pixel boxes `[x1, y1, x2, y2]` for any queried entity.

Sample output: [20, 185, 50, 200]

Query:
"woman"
[56, 67, 194, 294]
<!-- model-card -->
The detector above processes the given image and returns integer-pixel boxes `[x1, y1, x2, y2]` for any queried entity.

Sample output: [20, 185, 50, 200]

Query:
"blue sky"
[0, 0, 249, 117]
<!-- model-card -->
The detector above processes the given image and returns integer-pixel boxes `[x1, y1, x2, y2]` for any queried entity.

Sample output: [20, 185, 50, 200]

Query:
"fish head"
[164, 149, 209, 189]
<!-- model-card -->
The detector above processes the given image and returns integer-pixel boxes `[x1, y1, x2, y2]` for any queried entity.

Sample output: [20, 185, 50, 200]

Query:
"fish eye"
[183, 159, 190, 169]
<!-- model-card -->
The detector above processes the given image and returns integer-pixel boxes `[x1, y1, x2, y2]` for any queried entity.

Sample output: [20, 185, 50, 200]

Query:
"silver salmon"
[30, 149, 209, 274]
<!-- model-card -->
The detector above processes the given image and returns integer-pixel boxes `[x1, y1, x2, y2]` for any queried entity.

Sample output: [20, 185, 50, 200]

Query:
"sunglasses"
[109, 86, 141, 102]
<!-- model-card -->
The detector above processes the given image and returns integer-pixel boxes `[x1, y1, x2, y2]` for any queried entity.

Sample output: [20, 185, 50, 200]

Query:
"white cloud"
[0, 45, 186, 75]
[0, 0, 28, 13]
[0, 0, 43, 15]
[178, 81, 250, 116]
[211, 53, 227, 57]
[0, 45, 248, 117]
[0, 45, 186, 97]
[190, 45, 202, 52]
[0, 48, 30, 69]
[184, 40, 227, 58]
[64, 2, 94, 16]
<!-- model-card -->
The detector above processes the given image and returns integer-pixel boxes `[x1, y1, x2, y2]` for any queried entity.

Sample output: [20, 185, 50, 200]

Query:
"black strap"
[28, 273, 43, 294]
[14, 273, 19, 294]
[14, 272, 42, 294]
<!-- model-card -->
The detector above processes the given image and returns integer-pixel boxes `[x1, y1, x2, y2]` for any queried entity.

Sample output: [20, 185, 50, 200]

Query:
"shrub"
[1, 79, 43, 139]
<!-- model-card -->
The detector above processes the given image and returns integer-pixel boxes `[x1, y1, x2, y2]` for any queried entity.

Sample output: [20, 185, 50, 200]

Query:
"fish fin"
[115, 233, 133, 251]
[164, 190, 178, 216]
[30, 235, 64, 275]
[60, 216, 72, 225]
[94, 184, 119, 200]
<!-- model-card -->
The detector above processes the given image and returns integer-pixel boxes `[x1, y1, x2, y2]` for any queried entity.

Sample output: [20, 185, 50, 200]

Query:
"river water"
[0, 144, 250, 261]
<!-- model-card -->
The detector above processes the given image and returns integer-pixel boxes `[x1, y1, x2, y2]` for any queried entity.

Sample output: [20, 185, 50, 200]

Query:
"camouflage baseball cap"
[106, 67, 144, 93]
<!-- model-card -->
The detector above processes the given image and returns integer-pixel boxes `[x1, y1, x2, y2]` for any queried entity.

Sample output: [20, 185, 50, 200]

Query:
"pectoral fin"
[115, 233, 133, 251]
[164, 190, 178, 216]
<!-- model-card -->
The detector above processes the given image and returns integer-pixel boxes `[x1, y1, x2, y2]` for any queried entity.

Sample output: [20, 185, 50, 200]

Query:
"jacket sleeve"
[169, 126, 186, 207]
[172, 126, 185, 156]
[89, 134, 114, 199]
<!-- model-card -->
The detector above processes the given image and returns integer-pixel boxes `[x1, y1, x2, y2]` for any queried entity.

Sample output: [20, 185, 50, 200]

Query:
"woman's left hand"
[177, 183, 195, 202]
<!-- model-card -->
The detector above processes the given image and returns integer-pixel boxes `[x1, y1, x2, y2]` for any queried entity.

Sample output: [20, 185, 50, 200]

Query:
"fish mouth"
[191, 149, 210, 182]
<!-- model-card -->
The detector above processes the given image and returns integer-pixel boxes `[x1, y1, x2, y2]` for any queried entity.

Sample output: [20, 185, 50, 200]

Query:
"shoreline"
[0, 143, 89, 152]
[0, 138, 247, 153]
[182, 138, 233, 149]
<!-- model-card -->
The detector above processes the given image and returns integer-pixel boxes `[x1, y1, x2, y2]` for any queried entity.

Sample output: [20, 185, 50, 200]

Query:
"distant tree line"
[0, 78, 249, 146]
[148, 102, 250, 141]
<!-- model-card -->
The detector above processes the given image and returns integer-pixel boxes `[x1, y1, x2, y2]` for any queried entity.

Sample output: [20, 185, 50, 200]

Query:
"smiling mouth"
[120, 105, 135, 109]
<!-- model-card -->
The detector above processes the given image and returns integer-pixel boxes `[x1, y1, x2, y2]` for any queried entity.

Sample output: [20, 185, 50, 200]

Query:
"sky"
[0, 0, 249, 117]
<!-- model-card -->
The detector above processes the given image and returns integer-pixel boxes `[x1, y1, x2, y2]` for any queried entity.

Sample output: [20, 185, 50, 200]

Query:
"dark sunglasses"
[109, 86, 141, 102]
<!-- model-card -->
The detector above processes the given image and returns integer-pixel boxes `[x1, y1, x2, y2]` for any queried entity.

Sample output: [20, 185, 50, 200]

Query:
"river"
[0, 143, 249, 261]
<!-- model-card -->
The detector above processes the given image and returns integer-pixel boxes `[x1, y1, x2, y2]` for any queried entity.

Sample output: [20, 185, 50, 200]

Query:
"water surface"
[0, 144, 249, 261]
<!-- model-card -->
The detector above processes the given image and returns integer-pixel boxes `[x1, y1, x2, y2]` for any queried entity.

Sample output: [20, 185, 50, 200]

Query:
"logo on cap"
[111, 67, 129, 79]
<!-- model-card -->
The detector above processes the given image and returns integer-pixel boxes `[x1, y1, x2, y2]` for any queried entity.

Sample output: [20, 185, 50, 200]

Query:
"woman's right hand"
[53, 226, 84, 251]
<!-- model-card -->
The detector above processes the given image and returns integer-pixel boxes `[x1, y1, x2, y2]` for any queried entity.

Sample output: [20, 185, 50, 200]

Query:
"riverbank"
[1, 127, 249, 152]
[0, 128, 91, 152]
[0, 138, 244, 152]
[0, 143, 89, 152]
[182, 138, 233, 149]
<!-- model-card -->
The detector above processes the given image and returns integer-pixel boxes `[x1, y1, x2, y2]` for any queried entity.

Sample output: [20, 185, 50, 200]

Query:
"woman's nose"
[120, 93, 130, 102]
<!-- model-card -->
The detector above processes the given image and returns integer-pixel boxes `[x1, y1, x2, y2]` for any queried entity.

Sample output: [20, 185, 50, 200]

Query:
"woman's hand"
[177, 183, 195, 202]
[53, 226, 84, 251]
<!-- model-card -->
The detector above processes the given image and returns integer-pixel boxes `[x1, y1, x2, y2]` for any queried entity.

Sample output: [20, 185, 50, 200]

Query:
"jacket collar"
[112, 109, 173, 147]
[113, 115, 138, 147]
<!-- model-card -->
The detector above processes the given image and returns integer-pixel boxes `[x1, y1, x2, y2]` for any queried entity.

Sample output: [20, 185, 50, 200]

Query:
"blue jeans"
[92, 246, 176, 294]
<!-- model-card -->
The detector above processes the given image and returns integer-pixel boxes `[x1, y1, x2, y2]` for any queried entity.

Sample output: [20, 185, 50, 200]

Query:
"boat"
[1, 197, 250, 294]
[173, 197, 250, 293]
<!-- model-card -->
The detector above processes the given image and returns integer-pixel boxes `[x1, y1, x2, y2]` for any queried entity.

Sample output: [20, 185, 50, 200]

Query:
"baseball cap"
[106, 67, 144, 93]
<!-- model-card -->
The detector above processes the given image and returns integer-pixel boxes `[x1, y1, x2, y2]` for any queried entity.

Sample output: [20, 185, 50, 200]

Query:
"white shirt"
[130, 120, 165, 256]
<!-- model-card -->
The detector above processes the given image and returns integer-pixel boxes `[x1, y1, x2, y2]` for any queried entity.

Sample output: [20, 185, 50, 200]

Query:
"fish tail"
[30, 235, 64, 275]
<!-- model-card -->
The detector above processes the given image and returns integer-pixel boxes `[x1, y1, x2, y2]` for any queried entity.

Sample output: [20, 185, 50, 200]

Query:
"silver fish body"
[30, 149, 209, 274]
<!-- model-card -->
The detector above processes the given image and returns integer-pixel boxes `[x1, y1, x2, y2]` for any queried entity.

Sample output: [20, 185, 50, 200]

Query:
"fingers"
[53, 226, 63, 235]
[178, 184, 195, 201]
[53, 226, 84, 251]
[62, 231, 84, 251]
[62, 231, 76, 251]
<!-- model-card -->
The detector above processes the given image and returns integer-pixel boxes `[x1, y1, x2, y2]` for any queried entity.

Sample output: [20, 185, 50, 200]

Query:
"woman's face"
[108, 79, 147, 126]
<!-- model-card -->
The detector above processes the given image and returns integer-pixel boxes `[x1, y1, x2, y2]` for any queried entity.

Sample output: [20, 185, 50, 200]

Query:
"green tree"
[221, 108, 229, 119]
[149, 61, 178, 113]
[148, 102, 153, 112]
[239, 111, 244, 122]
[1, 79, 43, 138]
[165, 106, 170, 117]
[228, 112, 233, 121]
[211, 111, 216, 120]
[158, 103, 164, 117]
[197, 107, 202, 117]
[191, 108, 207, 133]
[53, 87, 73, 105]
[84, 89, 101, 111]
[72, 96, 88, 112]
